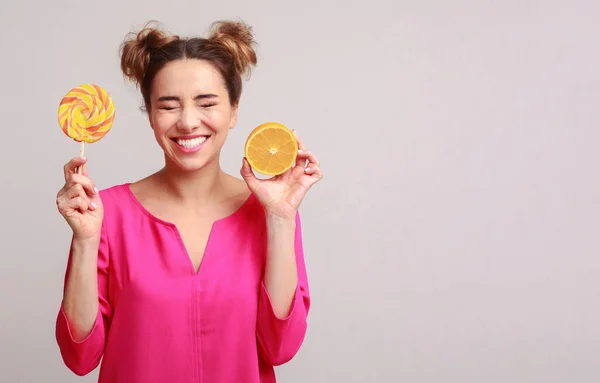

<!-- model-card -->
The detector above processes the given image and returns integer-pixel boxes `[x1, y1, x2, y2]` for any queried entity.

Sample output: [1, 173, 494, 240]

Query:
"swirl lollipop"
[58, 84, 115, 174]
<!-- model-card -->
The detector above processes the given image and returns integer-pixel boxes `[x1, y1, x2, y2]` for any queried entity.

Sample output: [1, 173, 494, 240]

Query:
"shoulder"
[98, 182, 130, 199]
[97, 183, 135, 213]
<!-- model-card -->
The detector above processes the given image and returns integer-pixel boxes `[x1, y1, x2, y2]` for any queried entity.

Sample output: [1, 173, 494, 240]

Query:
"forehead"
[152, 59, 225, 96]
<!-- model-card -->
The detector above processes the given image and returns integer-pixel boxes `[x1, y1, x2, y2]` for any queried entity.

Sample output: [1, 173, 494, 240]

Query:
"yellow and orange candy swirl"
[58, 84, 115, 143]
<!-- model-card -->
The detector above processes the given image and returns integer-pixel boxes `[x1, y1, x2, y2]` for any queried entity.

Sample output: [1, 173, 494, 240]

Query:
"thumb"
[240, 157, 259, 190]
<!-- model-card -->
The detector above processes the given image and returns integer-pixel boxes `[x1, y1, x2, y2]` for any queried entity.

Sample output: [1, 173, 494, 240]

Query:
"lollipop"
[58, 84, 115, 174]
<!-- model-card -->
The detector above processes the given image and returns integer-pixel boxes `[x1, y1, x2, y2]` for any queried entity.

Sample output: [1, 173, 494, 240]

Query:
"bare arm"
[262, 214, 298, 318]
[62, 237, 101, 341]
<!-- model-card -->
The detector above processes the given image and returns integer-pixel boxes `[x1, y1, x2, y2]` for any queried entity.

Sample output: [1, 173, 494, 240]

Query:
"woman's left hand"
[240, 130, 323, 221]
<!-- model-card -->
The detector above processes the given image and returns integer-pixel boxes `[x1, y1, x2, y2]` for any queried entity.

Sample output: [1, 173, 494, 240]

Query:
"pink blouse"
[55, 183, 310, 382]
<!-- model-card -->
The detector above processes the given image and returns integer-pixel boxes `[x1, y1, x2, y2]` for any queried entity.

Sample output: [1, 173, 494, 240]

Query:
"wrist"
[265, 212, 296, 230]
[71, 234, 101, 252]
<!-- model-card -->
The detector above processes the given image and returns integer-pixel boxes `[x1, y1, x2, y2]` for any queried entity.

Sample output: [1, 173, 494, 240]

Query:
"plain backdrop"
[1, 0, 599, 382]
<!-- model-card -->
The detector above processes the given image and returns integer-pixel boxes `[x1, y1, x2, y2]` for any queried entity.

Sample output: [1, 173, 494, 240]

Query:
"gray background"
[1, 0, 599, 382]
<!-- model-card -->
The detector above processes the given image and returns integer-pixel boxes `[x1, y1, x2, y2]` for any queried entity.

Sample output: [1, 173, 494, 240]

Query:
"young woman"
[54, 20, 322, 383]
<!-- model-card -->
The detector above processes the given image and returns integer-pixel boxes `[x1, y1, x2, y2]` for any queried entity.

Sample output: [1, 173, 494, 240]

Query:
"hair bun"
[209, 20, 257, 78]
[120, 21, 179, 87]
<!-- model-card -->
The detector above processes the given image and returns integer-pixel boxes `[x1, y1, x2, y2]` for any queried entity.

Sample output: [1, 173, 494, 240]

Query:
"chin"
[165, 154, 207, 171]
[168, 151, 218, 172]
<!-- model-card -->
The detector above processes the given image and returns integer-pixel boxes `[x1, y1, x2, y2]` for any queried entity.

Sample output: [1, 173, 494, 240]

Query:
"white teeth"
[176, 136, 207, 149]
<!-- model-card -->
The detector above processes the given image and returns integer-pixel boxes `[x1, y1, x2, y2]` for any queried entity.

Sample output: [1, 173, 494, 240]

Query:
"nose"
[177, 105, 201, 132]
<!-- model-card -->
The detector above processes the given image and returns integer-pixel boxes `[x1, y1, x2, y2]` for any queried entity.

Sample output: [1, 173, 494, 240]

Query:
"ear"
[229, 104, 239, 129]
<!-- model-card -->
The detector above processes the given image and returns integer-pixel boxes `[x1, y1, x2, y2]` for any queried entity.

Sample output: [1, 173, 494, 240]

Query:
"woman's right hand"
[56, 157, 104, 241]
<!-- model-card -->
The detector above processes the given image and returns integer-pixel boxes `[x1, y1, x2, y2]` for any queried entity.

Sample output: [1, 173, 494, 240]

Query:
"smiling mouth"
[172, 136, 209, 150]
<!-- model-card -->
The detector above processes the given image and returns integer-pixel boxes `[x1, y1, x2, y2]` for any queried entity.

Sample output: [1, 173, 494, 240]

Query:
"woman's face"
[148, 58, 237, 172]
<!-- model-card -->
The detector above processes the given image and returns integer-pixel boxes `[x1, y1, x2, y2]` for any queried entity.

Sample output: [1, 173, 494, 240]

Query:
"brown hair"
[119, 20, 257, 111]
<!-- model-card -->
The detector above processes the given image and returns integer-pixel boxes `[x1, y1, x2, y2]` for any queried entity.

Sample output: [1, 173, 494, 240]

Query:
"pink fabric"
[55, 183, 310, 382]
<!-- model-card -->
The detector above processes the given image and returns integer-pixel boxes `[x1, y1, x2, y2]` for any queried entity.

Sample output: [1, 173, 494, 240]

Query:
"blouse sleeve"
[256, 211, 311, 366]
[55, 220, 112, 376]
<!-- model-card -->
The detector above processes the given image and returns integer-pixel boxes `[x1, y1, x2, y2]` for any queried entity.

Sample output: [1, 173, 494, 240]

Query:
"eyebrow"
[157, 94, 219, 102]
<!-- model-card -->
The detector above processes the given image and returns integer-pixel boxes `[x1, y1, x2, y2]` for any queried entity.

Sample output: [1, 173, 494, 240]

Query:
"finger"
[64, 157, 88, 182]
[66, 183, 87, 199]
[58, 195, 91, 216]
[293, 129, 307, 163]
[303, 164, 324, 182]
[305, 165, 322, 175]
[292, 130, 305, 150]
[240, 157, 259, 190]
[56, 185, 67, 200]
[296, 149, 320, 168]
[79, 163, 88, 177]
[66, 173, 98, 197]
[67, 196, 90, 214]
[64, 184, 97, 210]
[292, 131, 309, 168]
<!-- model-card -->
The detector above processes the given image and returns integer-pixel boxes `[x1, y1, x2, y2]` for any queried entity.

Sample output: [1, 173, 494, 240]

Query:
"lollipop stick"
[77, 141, 85, 175]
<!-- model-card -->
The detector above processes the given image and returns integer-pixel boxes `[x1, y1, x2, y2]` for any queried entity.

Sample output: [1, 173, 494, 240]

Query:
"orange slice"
[244, 122, 298, 176]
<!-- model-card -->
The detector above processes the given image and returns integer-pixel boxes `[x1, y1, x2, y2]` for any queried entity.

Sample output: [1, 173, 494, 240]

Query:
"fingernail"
[305, 167, 310, 172]
[298, 149, 304, 153]
[94, 187, 99, 194]
[80, 156, 87, 161]
[91, 202, 97, 209]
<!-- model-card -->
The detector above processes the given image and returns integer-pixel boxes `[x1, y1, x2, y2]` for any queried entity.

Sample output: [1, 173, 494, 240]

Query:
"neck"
[157, 155, 226, 205]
